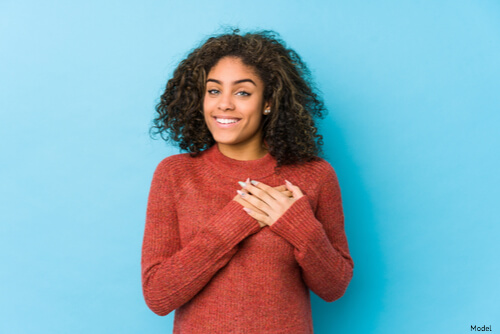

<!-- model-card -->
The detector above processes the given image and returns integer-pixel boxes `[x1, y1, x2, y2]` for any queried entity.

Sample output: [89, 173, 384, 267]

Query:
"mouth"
[213, 116, 242, 127]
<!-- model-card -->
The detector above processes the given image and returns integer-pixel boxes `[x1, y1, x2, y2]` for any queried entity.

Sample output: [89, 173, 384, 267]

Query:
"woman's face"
[203, 56, 269, 152]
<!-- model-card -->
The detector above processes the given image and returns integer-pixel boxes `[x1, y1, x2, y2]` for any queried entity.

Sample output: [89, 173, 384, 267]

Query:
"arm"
[268, 167, 354, 302]
[141, 160, 260, 316]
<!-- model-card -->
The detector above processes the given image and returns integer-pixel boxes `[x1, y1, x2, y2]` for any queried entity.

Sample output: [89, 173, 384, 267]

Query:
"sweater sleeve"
[269, 165, 354, 302]
[141, 159, 260, 316]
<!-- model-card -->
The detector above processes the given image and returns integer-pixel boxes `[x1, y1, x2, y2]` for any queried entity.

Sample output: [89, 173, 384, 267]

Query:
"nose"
[217, 92, 235, 111]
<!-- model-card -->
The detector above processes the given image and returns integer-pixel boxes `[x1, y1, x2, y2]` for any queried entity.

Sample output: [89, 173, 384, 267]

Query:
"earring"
[264, 109, 271, 115]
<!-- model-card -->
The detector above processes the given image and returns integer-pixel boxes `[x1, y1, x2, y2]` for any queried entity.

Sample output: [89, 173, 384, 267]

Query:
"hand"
[233, 179, 293, 228]
[237, 179, 304, 226]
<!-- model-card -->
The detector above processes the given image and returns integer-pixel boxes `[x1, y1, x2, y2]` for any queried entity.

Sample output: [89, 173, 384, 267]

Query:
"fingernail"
[245, 178, 250, 183]
[238, 181, 247, 188]
[242, 207, 252, 214]
[237, 190, 246, 197]
[250, 180, 259, 186]
[285, 180, 293, 186]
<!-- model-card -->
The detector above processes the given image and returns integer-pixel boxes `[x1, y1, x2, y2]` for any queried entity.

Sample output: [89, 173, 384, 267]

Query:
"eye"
[207, 89, 220, 95]
[236, 91, 251, 97]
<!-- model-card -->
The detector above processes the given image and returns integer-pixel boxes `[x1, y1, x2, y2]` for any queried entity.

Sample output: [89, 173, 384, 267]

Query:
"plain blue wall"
[1, 1, 499, 333]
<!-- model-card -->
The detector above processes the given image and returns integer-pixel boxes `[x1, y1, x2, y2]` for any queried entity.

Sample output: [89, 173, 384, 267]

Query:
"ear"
[263, 101, 272, 114]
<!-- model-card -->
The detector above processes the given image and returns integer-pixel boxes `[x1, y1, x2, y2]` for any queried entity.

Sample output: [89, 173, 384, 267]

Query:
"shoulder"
[308, 157, 336, 174]
[286, 157, 338, 182]
[152, 152, 195, 179]
[280, 157, 341, 200]
[157, 152, 193, 168]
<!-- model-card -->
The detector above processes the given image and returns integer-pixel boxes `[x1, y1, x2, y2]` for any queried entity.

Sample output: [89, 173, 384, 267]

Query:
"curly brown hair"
[150, 29, 326, 167]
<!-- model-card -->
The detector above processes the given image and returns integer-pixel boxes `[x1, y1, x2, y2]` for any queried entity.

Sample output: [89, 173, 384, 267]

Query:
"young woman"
[142, 30, 354, 333]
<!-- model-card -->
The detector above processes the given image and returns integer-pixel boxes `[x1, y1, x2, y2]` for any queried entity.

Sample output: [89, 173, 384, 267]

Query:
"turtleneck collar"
[201, 144, 277, 180]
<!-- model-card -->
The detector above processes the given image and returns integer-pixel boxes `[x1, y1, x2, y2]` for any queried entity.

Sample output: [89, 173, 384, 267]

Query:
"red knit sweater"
[141, 144, 354, 333]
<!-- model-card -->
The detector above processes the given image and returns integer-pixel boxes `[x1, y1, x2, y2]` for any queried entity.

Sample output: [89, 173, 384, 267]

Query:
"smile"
[214, 117, 241, 127]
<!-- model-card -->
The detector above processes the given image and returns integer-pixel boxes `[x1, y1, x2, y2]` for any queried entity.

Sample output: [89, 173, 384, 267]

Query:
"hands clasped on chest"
[233, 179, 303, 228]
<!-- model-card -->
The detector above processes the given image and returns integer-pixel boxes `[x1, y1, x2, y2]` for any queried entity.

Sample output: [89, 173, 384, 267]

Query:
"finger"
[239, 181, 277, 206]
[273, 185, 287, 192]
[242, 207, 270, 226]
[273, 185, 292, 197]
[234, 191, 267, 215]
[248, 180, 288, 202]
[237, 189, 271, 212]
[242, 187, 279, 200]
[285, 180, 304, 199]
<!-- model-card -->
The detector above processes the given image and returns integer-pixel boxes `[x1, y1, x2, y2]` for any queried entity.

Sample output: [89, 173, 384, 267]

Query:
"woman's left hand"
[238, 179, 304, 226]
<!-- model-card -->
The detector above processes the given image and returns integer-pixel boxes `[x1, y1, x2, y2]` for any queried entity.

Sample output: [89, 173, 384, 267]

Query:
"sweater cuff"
[200, 200, 261, 250]
[269, 196, 324, 252]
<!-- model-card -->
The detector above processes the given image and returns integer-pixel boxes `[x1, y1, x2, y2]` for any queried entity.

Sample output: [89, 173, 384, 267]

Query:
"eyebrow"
[206, 78, 257, 86]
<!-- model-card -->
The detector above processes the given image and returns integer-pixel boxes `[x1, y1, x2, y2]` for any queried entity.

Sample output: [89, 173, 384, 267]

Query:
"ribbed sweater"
[141, 144, 354, 333]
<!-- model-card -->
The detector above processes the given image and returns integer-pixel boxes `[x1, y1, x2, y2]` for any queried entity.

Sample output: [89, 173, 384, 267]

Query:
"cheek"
[203, 113, 213, 130]
[252, 114, 262, 126]
[202, 96, 209, 113]
[248, 109, 263, 124]
[203, 98, 212, 121]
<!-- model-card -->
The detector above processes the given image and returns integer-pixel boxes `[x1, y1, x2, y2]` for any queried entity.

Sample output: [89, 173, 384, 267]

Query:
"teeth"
[216, 118, 239, 124]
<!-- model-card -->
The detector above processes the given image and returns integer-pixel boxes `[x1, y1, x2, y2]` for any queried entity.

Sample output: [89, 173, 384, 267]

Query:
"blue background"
[1, 1, 499, 333]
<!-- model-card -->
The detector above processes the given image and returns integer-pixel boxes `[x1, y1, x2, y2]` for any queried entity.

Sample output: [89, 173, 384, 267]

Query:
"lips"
[213, 116, 242, 127]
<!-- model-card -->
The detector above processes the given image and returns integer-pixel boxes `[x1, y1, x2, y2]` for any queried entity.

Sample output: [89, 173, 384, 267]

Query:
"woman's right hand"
[233, 183, 292, 228]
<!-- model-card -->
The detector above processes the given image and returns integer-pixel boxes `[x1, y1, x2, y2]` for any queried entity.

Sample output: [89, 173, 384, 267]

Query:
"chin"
[212, 136, 239, 145]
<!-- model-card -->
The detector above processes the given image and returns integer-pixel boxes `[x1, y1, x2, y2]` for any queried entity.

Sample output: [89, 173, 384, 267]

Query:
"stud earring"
[264, 109, 271, 115]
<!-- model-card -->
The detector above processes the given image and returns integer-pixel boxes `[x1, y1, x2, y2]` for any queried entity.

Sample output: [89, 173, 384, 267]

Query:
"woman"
[142, 30, 354, 333]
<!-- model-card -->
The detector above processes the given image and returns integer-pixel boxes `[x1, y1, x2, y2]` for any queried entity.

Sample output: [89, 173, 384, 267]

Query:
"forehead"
[208, 57, 261, 81]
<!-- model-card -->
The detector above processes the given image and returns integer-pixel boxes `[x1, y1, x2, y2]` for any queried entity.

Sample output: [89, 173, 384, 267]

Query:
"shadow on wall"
[311, 115, 387, 333]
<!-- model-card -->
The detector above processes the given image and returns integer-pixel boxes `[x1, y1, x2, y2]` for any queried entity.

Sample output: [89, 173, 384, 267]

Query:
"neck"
[217, 140, 268, 161]
[202, 140, 277, 180]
